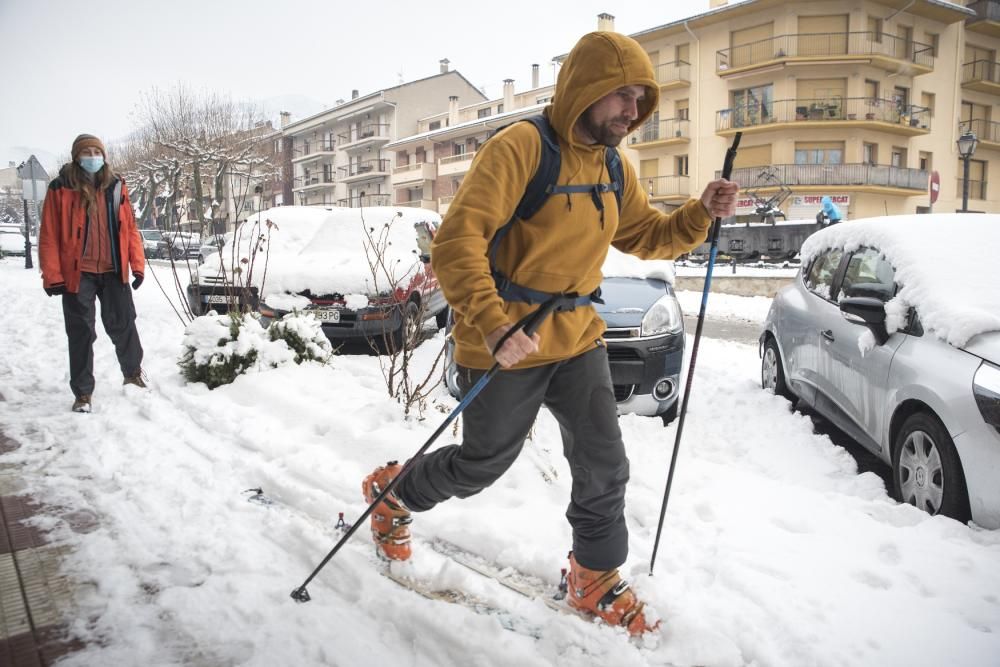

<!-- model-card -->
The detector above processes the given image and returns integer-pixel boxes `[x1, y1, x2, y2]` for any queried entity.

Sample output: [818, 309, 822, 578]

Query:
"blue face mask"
[79, 156, 104, 174]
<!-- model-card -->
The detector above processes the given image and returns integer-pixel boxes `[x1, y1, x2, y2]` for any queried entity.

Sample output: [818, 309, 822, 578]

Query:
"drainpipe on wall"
[684, 20, 701, 199]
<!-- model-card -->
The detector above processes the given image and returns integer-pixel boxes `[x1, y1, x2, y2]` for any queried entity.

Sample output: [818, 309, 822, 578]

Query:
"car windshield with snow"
[760, 214, 1000, 528]
[445, 246, 685, 422]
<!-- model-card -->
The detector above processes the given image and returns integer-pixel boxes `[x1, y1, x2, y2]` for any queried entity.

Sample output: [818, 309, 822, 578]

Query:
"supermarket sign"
[737, 194, 850, 218]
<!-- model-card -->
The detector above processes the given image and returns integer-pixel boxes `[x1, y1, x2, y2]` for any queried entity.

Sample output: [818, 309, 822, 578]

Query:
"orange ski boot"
[362, 461, 412, 561]
[566, 552, 659, 636]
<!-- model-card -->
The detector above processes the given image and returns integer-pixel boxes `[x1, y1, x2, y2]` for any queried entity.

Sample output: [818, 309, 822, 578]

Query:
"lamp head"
[957, 130, 978, 158]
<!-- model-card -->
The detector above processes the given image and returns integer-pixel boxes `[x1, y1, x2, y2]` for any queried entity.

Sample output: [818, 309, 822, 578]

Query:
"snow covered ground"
[2, 256, 999, 667]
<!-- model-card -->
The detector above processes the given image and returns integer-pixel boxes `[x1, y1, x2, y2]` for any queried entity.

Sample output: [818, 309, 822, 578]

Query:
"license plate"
[312, 308, 341, 323]
[205, 295, 229, 304]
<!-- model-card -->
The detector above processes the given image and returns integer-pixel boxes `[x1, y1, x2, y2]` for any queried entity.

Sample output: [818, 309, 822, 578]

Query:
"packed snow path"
[1, 258, 998, 667]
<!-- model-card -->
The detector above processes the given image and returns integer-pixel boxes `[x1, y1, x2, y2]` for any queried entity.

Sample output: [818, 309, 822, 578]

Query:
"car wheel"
[444, 336, 461, 399]
[761, 336, 794, 400]
[391, 301, 421, 350]
[892, 412, 970, 523]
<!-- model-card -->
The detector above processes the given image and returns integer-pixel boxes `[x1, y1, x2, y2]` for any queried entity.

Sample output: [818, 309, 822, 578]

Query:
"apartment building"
[386, 66, 555, 215]
[623, 0, 1000, 220]
[283, 64, 486, 208]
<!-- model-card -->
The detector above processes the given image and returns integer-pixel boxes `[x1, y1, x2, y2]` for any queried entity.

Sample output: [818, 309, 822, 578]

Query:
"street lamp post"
[957, 129, 979, 213]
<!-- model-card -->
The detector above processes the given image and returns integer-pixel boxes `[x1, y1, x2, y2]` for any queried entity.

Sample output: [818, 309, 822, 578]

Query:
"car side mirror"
[840, 296, 889, 345]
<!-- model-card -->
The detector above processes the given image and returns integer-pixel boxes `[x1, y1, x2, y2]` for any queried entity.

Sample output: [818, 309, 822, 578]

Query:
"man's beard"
[580, 110, 630, 147]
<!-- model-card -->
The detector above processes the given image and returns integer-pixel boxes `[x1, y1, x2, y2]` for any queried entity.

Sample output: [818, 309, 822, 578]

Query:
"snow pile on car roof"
[799, 214, 1000, 347]
[214, 206, 441, 297]
[602, 246, 675, 282]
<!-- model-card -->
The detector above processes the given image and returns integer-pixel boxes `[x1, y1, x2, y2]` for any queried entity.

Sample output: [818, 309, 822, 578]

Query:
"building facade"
[386, 68, 555, 215]
[283, 65, 486, 208]
[624, 0, 1000, 220]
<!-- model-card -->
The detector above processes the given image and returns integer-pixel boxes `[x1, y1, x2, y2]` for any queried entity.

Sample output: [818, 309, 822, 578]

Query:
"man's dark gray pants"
[62, 271, 143, 398]
[396, 345, 629, 571]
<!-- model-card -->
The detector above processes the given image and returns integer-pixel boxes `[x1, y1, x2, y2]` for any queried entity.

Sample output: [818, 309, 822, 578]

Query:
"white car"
[139, 229, 163, 258]
[0, 225, 33, 257]
[760, 214, 1000, 527]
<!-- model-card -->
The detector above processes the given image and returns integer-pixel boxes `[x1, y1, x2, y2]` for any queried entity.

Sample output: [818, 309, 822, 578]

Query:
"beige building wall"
[283, 70, 486, 208]
[628, 0, 1000, 219]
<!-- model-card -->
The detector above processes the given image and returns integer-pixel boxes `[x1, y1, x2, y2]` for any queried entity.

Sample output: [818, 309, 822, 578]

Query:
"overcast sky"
[2, 0, 701, 171]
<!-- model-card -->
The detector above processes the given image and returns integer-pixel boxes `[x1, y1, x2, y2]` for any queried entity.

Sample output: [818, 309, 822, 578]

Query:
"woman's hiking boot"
[71, 395, 92, 413]
[362, 461, 412, 561]
[566, 552, 658, 636]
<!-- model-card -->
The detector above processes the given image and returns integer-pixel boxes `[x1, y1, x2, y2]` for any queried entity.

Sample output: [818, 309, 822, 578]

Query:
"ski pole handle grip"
[721, 132, 742, 181]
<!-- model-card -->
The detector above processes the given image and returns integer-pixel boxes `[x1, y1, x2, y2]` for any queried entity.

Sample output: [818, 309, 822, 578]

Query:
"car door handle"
[821, 329, 835, 342]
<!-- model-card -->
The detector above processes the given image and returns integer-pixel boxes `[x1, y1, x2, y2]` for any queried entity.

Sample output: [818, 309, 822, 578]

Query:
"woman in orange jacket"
[39, 134, 147, 413]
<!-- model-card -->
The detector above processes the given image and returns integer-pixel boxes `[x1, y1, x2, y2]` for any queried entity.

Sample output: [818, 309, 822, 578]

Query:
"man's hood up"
[547, 31, 659, 147]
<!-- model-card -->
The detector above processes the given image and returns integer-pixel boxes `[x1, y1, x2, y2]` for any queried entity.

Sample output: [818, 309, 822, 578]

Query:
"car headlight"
[973, 361, 1000, 433]
[641, 294, 683, 337]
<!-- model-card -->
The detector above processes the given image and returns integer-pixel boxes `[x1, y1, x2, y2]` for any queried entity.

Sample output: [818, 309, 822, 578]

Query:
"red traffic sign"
[930, 170, 940, 204]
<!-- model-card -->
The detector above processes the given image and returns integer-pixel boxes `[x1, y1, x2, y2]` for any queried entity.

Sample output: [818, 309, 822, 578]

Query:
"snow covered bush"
[178, 311, 332, 389]
[267, 310, 334, 364]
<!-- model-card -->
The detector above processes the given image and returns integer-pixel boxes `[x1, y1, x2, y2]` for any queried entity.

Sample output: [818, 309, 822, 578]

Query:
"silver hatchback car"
[760, 215, 1000, 528]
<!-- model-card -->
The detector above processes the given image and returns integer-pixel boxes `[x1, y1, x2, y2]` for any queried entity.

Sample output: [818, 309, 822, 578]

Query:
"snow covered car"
[190, 206, 448, 348]
[760, 214, 1000, 528]
[139, 229, 164, 258]
[258, 210, 446, 348]
[0, 224, 32, 257]
[198, 233, 230, 264]
[163, 232, 201, 260]
[444, 247, 684, 422]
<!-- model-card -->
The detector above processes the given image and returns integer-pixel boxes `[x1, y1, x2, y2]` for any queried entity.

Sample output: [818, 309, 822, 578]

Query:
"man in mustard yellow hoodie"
[363, 31, 738, 635]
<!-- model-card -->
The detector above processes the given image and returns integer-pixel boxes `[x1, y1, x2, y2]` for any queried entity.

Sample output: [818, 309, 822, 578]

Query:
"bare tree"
[360, 210, 445, 418]
[109, 84, 279, 325]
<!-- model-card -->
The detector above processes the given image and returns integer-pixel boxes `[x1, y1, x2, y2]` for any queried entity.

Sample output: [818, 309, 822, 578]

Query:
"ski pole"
[649, 132, 742, 576]
[291, 293, 567, 602]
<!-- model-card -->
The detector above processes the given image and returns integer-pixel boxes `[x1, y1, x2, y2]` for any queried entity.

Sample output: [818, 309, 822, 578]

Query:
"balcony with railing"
[716, 32, 934, 77]
[438, 151, 477, 177]
[393, 199, 437, 211]
[391, 161, 437, 186]
[655, 60, 690, 90]
[967, 0, 1000, 37]
[339, 159, 391, 183]
[292, 139, 336, 163]
[716, 98, 931, 137]
[719, 163, 929, 194]
[293, 172, 335, 191]
[336, 193, 392, 208]
[960, 119, 1000, 149]
[962, 60, 1000, 94]
[338, 124, 391, 151]
[641, 175, 691, 202]
[629, 118, 690, 149]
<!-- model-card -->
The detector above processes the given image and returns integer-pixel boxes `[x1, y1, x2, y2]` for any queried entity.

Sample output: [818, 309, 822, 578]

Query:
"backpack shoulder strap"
[604, 147, 624, 213]
[488, 115, 560, 267]
[515, 115, 561, 222]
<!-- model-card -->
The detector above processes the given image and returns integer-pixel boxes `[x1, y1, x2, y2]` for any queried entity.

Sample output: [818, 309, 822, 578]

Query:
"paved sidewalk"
[0, 429, 81, 666]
